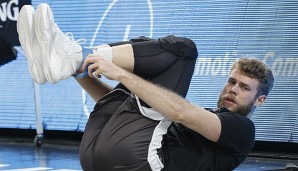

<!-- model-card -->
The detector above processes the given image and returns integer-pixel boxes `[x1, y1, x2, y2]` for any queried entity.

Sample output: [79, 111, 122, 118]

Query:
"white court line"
[123, 24, 131, 41]
[0, 164, 9, 168]
[1, 167, 51, 171]
[51, 169, 82, 171]
[0, 165, 82, 171]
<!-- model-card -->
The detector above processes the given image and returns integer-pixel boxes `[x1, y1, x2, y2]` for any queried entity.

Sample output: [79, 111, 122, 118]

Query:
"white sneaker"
[35, 3, 84, 84]
[17, 5, 47, 84]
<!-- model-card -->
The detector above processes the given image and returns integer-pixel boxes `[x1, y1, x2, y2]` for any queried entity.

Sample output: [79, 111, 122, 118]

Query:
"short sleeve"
[217, 111, 255, 159]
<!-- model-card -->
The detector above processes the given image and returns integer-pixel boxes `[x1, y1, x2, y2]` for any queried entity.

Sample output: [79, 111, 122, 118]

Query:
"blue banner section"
[0, 0, 298, 143]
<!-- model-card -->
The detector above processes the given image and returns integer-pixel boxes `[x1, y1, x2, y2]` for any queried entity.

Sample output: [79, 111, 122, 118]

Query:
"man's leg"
[87, 94, 157, 171]
[78, 36, 197, 170]
[79, 89, 130, 171]
[128, 35, 197, 98]
[80, 36, 197, 171]
[27, 4, 198, 171]
[34, 3, 83, 83]
[19, 3, 198, 88]
[31, 3, 198, 89]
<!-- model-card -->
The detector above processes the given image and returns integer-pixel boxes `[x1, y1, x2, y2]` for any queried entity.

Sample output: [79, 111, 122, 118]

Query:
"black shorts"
[79, 35, 198, 171]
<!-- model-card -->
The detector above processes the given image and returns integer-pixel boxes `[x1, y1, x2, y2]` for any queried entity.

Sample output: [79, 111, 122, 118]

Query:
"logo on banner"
[0, 0, 31, 66]
[0, 0, 19, 25]
[90, 0, 153, 46]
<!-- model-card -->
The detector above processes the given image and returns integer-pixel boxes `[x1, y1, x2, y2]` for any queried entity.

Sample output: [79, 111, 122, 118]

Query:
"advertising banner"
[0, 0, 31, 66]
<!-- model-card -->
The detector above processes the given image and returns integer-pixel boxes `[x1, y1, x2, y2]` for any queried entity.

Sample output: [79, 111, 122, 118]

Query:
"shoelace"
[65, 32, 86, 45]
[63, 32, 86, 56]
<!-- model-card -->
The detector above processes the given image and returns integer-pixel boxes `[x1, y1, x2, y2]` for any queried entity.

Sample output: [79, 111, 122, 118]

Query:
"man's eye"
[242, 86, 249, 91]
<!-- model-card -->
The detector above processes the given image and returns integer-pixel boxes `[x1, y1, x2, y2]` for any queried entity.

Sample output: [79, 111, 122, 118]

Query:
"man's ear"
[255, 95, 267, 107]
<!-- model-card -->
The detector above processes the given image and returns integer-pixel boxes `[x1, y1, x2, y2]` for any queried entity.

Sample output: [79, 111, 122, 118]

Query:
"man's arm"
[74, 43, 135, 102]
[82, 56, 222, 142]
[75, 76, 113, 102]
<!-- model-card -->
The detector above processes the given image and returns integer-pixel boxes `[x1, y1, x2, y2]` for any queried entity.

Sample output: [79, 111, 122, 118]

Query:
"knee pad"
[159, 35, 198, 59]
[129, 35, 154, 42]
[108, 36, 154, 47]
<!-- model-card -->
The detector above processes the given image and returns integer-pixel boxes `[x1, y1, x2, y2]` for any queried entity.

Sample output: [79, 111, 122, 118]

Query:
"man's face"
[217, 68, 261, 116]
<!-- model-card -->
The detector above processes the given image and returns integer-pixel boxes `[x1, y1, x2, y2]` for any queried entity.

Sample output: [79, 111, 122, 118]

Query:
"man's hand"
[82, 54, 125, 80]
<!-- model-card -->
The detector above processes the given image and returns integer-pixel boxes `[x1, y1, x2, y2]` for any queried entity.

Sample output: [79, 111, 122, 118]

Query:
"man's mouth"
[223, 96, 236, 105]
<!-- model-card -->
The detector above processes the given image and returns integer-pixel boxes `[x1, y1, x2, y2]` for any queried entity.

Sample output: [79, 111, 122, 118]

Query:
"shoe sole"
[35, 3, 56, 83]
[17, 5, 47, 84]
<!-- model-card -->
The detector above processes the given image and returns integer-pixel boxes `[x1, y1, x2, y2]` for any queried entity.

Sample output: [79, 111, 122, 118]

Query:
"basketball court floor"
[1, 140, 298, 171]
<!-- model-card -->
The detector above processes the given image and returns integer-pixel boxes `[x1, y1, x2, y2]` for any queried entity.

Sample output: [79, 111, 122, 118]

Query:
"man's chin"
[219, 103, 252, 116]
[220, 102, 235, 110]
[225, 106, 235, 112]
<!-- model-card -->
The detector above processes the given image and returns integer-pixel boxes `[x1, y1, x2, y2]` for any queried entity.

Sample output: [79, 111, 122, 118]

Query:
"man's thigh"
[91, 95, 158, 171]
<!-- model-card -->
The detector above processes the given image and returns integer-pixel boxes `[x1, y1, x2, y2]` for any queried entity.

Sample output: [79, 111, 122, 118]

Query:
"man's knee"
[159, 35, 198, 59]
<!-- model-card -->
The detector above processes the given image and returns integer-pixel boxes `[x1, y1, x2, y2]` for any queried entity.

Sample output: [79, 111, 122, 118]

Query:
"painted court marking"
[0, 164, 82, 171]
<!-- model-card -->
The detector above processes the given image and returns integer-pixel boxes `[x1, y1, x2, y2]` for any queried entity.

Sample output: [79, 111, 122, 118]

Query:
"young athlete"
[17, 3, 274, 171]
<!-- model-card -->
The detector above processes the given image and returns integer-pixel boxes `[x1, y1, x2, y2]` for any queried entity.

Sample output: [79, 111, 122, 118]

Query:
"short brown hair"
[231, 58, 274, 96]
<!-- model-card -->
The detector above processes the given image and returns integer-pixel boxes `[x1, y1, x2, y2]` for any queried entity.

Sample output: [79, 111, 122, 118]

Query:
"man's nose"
[230, 84, 238, 95]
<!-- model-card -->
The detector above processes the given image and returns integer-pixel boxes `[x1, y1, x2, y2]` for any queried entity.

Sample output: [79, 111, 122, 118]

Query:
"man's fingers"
[81, 55, 111, 78]
[82, 55, 99, 70]
[87, 63, 98, 78]
[93, 69, 102, 78]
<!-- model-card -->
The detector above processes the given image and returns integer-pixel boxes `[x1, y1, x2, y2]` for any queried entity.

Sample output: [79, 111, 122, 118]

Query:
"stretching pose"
[17, 3, 274, 171]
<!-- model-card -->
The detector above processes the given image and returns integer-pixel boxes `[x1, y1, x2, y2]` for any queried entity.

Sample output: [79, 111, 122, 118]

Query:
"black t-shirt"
[161, 108, 255, 171]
